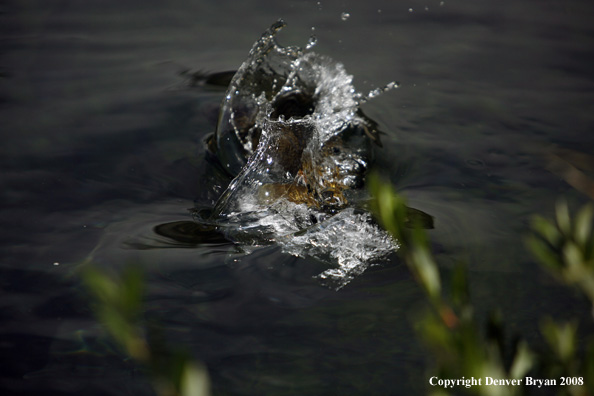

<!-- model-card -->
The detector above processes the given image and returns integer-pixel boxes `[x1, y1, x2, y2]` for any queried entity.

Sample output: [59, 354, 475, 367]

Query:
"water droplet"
[361, 81, 399, 102]
[53, 262, 59, 266]
[306, 33, 317, 49]
[270, 19, 286, 32]
[341, 12, 350, 21]
[408, 8, 414, 13]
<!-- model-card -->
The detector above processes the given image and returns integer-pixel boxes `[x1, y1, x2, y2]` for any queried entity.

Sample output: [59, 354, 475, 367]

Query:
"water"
[2, 1, 594, 395]
[199, 20, 397, 288]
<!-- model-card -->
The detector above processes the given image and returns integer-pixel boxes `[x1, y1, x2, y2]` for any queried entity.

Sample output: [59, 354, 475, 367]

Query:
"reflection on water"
[2, 1, 594, 395]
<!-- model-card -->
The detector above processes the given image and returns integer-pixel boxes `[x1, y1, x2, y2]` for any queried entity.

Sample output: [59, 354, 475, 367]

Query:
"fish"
[206, 20, 385, 218]
[157, 20, 431, 288]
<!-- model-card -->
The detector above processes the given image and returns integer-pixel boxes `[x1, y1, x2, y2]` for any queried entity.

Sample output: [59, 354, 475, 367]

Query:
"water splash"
[359, 81, 399, 103]
[282, 208, 399, 287]
[205, 21, 398, 289]
[306, 27, 317, 49]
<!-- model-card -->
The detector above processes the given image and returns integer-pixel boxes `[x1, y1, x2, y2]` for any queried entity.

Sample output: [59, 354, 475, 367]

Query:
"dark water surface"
[2, 1, 594, 395]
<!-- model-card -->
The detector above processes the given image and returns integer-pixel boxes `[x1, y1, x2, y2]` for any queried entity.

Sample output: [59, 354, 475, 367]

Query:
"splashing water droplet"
[306, 32, 317, 49]
[341, 12, 350, 21]
[361, 81, 399, 103]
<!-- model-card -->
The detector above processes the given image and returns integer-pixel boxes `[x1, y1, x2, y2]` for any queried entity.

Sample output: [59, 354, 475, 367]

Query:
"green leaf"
[82, 266, 120, 304]
[417, 314, 455, 357]
[562, 241, 585, 281]
[509, 341, 534, 379]
[180, 362, 211, 396]
[367, 173, 408, 242]
[555, 200, 571, 236]
[120, 266, 144, 316]
[575, 204, 594, 255]
[531, 215, 562, 247]
[450, 263, 469, 308]
[526, 235, 562, 271]
[409, 245, 441, 299]
[97, 307, 137, 352]
[541, 318, 577, 363]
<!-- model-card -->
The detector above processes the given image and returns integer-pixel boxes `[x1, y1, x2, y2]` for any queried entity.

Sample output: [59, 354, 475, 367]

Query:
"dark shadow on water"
[153, 220, 232, 246]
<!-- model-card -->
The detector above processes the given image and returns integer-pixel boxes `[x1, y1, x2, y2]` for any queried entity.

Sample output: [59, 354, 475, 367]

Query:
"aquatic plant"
[369, 174, 594, 396]
[527, 201, 594, 312]
[527, 201, 594, 396]
[369, 174, 533, 396]
[81, 264, 210, 396]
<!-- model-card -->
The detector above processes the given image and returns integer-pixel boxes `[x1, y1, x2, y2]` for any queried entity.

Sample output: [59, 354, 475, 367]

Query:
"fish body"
[193, 21, 401, 288]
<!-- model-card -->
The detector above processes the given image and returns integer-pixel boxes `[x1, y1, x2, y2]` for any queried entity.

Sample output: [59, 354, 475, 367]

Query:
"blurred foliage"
[81, 264, 211, 396]
[527, 201, 594, 310]
[527, 201, 594, 396]
[368, 173, 594, 396]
